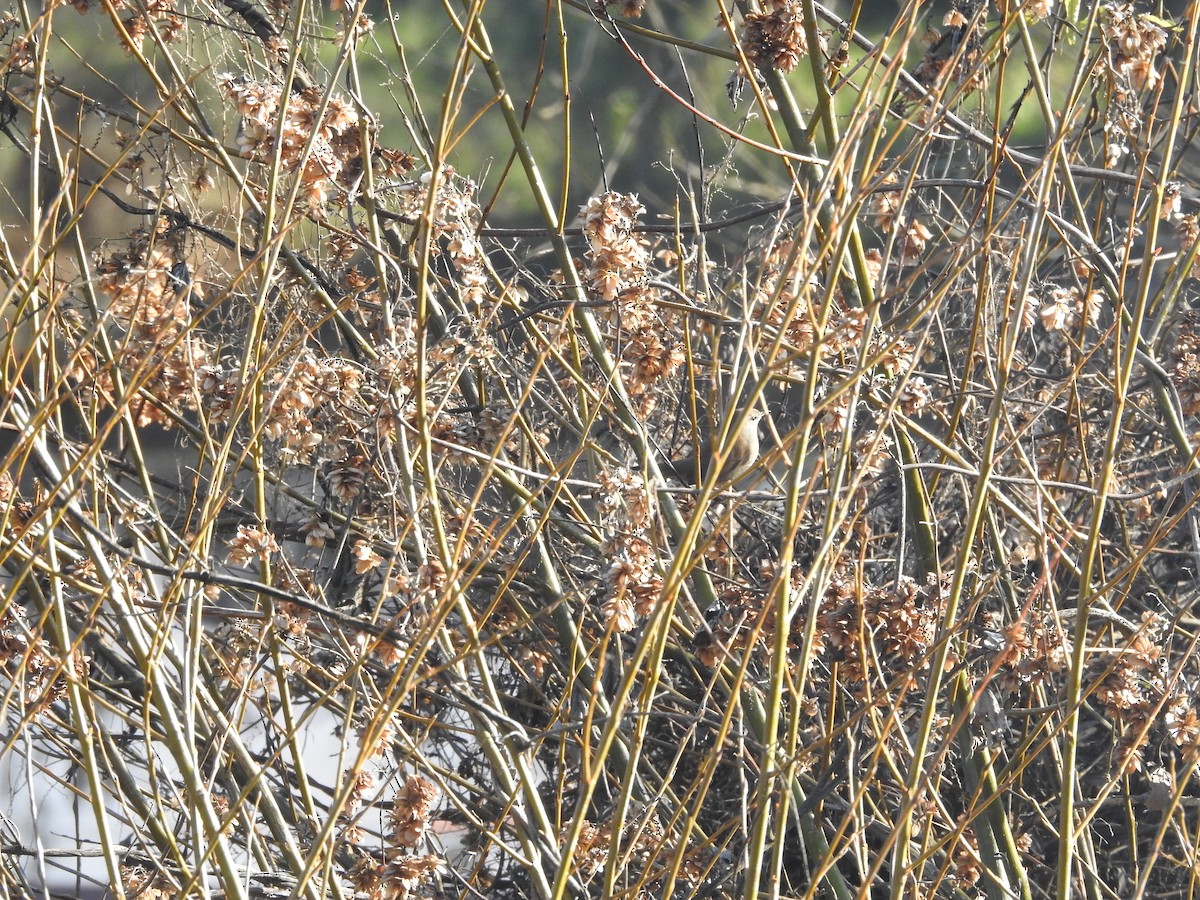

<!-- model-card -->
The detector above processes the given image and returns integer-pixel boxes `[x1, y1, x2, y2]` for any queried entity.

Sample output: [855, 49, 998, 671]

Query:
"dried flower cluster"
[1101, 3, 1169, 92]
[394, 168, 491, 309]
[262, 354, 366, 462]
[817, 574, 950, 688]
[871, 183, 938, 265]
[226, 524, 282, 566]
[1169, 311, 1200, 414]
[1097, 3, 1171, 163]
[337, 774, 445, 899]
[991, 613, 1069, 695]
[69, 0, 184, 49]
[579, 192, 684, 416]
[1085, 619, 1200, 773]
[349, 851, 443, 900]
[73, 224, 214, 427]
[221, 75, 365, 213]
[0, 605, 76, 717]
[739, 0, 808, 73]
[597, 467, 661, 631]
[1034, 285, 1105, 336]
[389, 774, 439, 847]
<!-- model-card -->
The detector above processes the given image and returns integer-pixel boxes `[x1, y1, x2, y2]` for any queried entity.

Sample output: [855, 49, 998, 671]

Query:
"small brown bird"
[663, 408, 766, 486]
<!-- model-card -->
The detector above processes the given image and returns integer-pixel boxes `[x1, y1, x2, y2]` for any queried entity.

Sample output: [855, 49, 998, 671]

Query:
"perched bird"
[663, 408, 766, 486]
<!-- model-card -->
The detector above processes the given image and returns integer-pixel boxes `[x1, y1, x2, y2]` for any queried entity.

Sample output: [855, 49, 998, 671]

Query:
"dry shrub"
[2, 1, 1200, 898]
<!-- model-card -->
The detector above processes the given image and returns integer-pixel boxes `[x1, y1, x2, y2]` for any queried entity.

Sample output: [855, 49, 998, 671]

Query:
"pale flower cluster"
[579, 192, 684, 415]
[263, 353, 366, 462]
[1101, 3, 1169, 92]
[0, 603, 74, 717]
[1036, 285, 1103, 334]
[871, 181, 934, 264]
[817, 574, 949, 687]
[389, 774, 439, 847]
[78, 225, 216, 427]
[1168, 311, 1200, 415]
[346, 769, 446, 896]
[220, 74, 362, 212]
[1084, 616, 1199, 773]
[597, 467, 661, 631]
[579, 191, 650, 302]
[1175, 214, 1200, 282]
[226, 525, 281, 566]
[395, 168, 492, 307]
[1097, 4, 1172, 163]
